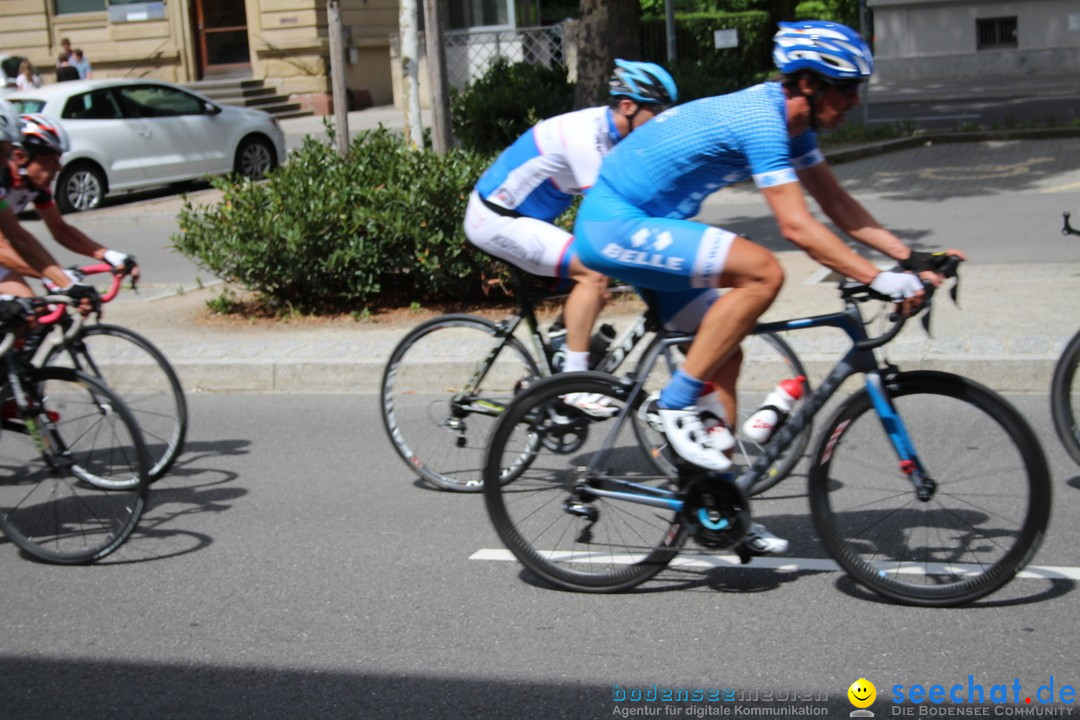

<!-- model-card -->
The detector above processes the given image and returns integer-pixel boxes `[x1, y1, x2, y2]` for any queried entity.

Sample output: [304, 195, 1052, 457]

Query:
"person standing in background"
[15, 60, 41, 91]
[72, 49, 91, 79]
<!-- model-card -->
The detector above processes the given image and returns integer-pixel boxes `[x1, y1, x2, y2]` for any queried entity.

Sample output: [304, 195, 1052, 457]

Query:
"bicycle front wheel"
[382, 314, 540, 492]
[0, 367, 150, 564]
[484, 372, 685, 592]
[42, 323, 187, 481]
[1050, 329, 1080, 465]
[632, 332, 812, 495]
[809, 371, 1051, 607]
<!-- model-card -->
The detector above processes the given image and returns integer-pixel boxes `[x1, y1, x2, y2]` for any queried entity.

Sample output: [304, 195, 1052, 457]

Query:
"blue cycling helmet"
[609, 59, 678, 106]
[773, 20, 874, 81]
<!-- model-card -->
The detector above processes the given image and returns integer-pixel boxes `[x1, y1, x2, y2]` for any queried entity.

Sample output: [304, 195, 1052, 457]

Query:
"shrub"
[450, 58, 575, 154]
[171, 127, 495, 313]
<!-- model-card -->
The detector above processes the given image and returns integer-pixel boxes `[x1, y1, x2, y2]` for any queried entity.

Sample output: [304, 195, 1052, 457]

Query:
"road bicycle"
[1050, 212, 1080, 464]
[35, 263, 188, 481]
[381, 266, 811, 493]
[482, 259, 1052, 607]
[0, 296, 151, 564]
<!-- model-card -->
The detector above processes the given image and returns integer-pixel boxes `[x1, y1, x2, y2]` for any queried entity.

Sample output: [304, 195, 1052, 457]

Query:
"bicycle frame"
[578, 297, 936, 511]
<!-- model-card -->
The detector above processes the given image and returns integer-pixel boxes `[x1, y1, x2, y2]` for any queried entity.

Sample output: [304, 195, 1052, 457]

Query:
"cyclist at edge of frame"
[0, 111, 137, 307]
[571, 20, 965, 555]
[464, 59, 678, 415]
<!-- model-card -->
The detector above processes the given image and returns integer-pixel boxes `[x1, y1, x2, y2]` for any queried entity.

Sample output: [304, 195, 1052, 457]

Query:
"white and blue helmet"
[773, 20, 874, 81]
[609, 59, 678, 106]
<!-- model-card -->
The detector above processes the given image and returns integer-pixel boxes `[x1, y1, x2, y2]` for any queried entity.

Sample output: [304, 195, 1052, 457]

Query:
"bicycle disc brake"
[680, 471, 750, 550]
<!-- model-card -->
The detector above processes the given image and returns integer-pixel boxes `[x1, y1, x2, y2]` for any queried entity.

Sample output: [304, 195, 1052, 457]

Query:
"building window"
[448, 0, 512, 30]
[977, 17, 1017, 50]
[55, 0, 105, 13]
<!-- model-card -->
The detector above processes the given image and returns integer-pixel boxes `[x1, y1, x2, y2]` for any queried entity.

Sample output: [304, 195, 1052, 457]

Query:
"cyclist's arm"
[759, 181, 881, 284]
[796, 161, 911, 260]
[0, 205, 74, 287]
[37, 202, 109, 260]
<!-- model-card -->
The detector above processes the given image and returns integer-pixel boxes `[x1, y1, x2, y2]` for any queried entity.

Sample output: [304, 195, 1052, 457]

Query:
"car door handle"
[137, 129, 152, 137]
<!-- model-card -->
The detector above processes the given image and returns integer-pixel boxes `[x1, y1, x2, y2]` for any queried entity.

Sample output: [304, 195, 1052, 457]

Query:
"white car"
[6, 78, 286, 212]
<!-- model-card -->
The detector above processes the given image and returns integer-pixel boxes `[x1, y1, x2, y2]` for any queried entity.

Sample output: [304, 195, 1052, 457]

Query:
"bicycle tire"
[1050, 329, 1080, 465]
[809, 371, 1051, 607]
[484, 372, 686, 592]
[0, 366, 150, 564]
[631, 332, 812, 495]
[41, 323, 187, 481]
[382, 314, 541, 492]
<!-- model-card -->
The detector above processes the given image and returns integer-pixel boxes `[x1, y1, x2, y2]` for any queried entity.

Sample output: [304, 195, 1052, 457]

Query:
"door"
[114, 84, 226, 180]
[192, 0, 251, 77]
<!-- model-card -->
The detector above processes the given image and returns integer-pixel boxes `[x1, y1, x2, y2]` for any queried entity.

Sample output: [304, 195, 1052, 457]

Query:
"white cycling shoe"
[644, 397, 732, 471]
[561, 392, 618, 418]
[743, 522, 789, 555]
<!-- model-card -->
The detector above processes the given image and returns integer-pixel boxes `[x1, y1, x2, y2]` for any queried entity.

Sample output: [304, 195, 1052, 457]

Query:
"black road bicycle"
[482, 259, 1052, 607]
[0, 297, 151, 564]
[1051, 212, 1080, 464]
[381, 267, 811, 493]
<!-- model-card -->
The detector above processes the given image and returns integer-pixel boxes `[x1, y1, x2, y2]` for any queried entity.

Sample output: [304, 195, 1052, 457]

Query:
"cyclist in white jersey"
[465, 60, 677, 384]
[573, 21, 964, 554]
[0, 114, 135, 304]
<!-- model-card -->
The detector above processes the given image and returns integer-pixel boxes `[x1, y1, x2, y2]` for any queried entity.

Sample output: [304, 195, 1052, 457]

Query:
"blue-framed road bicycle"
[482, 260, 1052, 606]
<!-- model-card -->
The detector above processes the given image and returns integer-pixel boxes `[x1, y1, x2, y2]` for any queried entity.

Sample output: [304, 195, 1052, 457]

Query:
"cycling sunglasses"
[824, 80, 865, 98]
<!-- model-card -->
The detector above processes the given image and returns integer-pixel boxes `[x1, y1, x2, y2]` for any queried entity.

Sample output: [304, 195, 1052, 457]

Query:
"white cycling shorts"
[464, 191, 574, 278]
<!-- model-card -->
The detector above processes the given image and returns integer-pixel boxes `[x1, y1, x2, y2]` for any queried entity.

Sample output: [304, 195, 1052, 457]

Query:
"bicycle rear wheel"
[382, 314, 541, 492]
[1050, 329, 1080, 465]
[632, 332, 811, 495]
[0, 367, 150, 564]
[42, 323, 187, 481]
[484, 372, 686, 592]
[809, 371, 1051, 607]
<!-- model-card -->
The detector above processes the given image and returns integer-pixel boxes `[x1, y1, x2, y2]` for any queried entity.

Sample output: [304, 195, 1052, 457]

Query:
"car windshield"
[8, 98, 45, 113]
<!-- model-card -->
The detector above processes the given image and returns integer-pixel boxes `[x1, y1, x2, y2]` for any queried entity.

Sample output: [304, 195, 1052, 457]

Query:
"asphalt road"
[0, 391, 1076, 719]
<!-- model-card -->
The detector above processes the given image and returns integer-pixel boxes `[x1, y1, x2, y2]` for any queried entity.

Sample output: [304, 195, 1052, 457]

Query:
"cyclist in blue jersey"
[0, 114, 134, 304]
[465, 60, 676, 411]
[573, 21, 963, 554]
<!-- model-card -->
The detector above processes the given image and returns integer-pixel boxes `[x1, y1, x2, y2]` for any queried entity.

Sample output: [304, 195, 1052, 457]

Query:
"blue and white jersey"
[596, 82, 822, 219]
[474, 106, 623, 222]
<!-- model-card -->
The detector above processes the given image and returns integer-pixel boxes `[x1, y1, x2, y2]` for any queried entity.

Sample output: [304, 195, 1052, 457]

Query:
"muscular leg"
[0, 273, 34, 297]
[682, 237, 784, 383]
[563, 256, 610, 354]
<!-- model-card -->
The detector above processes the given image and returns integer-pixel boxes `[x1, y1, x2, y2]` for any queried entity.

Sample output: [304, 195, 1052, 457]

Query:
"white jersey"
[474, 106, 623, 222]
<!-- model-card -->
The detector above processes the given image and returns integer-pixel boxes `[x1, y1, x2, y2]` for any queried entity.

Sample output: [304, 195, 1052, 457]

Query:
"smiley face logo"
[848, 678, 876, 709]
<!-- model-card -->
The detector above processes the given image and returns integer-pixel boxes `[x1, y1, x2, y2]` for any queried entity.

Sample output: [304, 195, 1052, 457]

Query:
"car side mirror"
[205, 102, 222, 115]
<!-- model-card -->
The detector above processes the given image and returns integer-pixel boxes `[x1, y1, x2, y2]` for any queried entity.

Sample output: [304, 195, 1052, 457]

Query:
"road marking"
[470, 549, 1080, 580]
[1040, 180, 1080, 194]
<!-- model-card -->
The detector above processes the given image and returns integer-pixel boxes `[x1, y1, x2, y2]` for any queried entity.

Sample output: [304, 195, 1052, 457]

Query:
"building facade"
[0, 0, 473, 112]
[869, 0, 1080, 81]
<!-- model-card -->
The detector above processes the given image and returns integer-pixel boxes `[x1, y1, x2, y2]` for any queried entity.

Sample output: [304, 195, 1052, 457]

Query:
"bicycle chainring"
[533, 401, 589, 454]
[680, 471, 750, 550]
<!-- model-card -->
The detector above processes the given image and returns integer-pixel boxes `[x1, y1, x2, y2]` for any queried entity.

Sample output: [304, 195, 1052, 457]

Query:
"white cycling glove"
[869, 271, 923, 300]
[103, 249, 132, 268]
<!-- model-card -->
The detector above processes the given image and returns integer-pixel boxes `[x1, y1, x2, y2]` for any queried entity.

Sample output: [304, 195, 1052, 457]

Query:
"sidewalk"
[98, 251, 1076, 394]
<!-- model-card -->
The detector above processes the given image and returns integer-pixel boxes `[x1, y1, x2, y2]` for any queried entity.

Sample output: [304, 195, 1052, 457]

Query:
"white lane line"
[470, 549, 1080, 580]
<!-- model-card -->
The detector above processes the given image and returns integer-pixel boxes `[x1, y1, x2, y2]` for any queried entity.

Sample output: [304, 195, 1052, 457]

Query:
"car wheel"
[56, 163, 106, 213]
[235, 136, 276, 180]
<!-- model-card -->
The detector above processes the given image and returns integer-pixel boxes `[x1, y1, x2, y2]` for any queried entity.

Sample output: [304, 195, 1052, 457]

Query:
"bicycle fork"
[865, 371, 937, 501]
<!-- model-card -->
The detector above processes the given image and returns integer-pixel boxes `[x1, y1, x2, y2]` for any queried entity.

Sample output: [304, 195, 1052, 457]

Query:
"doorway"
[192, 0, 252, 78]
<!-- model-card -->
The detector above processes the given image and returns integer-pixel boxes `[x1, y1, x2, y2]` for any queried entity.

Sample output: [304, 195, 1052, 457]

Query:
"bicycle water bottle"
[742, 376, 805, 443]
[548, 318, 567, 372]
[697, 382, 735, 451]
[587, 324, 616, 370]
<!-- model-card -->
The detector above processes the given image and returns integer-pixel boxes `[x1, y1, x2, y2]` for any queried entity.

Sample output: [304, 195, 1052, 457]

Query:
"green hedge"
[450, 58, 575, 155]
[172, 128, 496, 313]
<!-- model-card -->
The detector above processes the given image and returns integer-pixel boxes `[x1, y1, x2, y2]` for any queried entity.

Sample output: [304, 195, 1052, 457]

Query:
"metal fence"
[443, 25, 566, 89]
